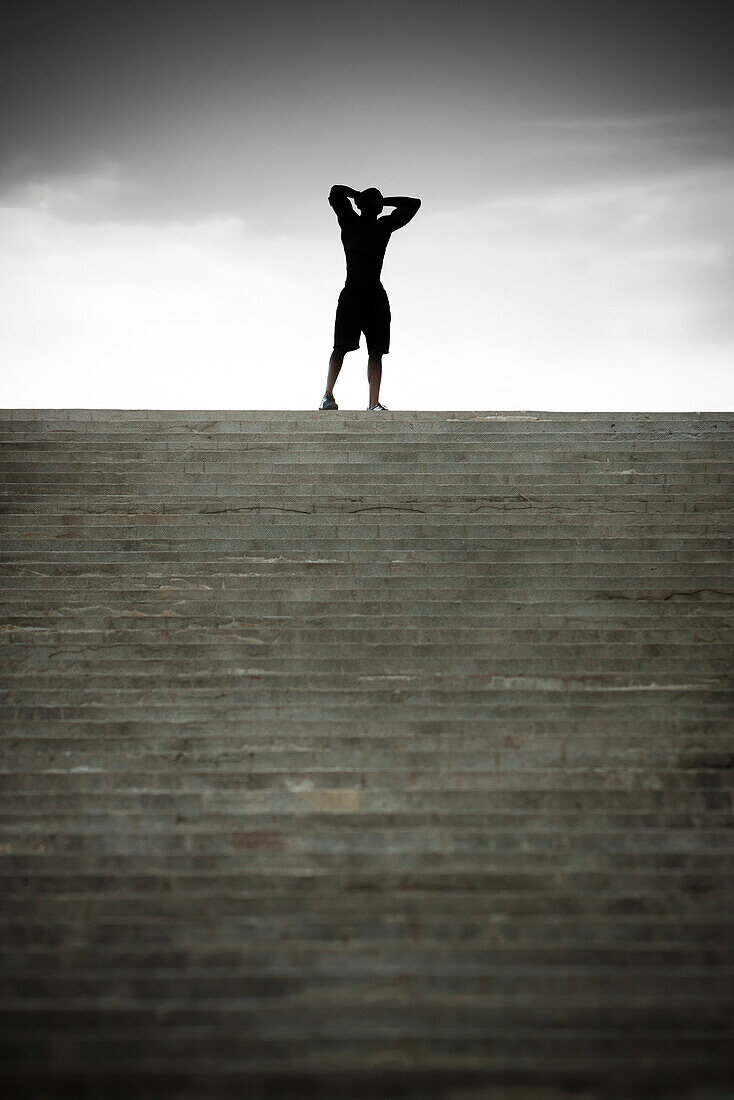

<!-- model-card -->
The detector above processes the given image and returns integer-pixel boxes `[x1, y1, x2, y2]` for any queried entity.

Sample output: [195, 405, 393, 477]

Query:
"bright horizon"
[2, 1, 733, 411]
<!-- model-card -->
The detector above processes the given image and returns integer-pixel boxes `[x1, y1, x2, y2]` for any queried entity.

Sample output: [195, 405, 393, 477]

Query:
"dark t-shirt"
[329, 193, 394, 285]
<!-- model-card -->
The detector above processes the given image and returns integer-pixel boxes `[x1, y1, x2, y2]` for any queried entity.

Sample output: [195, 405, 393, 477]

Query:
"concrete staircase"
[1, 409, 733, 1099]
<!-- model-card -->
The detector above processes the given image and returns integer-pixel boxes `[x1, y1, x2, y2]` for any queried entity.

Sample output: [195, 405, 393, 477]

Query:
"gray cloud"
[2, 1, 733, 223]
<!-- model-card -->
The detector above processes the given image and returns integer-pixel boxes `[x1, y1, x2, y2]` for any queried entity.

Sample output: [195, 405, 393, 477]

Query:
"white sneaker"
[367, 402, 388, 411]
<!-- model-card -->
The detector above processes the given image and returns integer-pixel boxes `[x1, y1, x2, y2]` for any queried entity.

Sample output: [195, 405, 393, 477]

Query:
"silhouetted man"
[321, 185, 421, 411]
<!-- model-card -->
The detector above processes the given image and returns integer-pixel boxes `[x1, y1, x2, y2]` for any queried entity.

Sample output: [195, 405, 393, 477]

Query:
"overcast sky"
[2, 0, 733, 409]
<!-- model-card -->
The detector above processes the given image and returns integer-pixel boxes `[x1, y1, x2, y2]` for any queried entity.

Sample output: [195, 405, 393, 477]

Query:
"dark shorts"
[333, 281, 391, 354]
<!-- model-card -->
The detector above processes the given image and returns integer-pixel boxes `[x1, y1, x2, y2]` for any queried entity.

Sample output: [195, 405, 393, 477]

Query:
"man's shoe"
[319, 393, 338, 410]
[367, 402, 388, 411]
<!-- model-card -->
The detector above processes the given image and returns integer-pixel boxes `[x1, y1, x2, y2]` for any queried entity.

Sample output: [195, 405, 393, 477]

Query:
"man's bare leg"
[368, 352, 382, 408]
[325, 348, 346, 396]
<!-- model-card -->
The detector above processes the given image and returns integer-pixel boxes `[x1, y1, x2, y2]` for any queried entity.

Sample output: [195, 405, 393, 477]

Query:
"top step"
[2, 407, 730, 418]
[1, 409, 731, 421]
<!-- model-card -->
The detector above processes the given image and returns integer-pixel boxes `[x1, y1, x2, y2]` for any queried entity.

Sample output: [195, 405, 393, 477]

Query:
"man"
[320, 185, 421, 411]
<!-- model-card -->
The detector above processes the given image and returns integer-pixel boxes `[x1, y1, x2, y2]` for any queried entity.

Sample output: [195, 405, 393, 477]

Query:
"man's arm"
[328, 184, 360, 224]
[381, 195, 421, 231]
[330, 184, 361, 201]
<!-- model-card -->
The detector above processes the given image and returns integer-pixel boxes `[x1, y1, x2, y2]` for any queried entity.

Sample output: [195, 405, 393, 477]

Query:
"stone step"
[3, 515, 733, 540]
[2, 648, 728, 673]
[2, 414, 726, 426]
[4, 687, 728, 710]
[2, 720, 730, 743]
[21, 430, 729, 442]
[2, 543, 731, 565]
[4, 813, 733, 845]
[3, 407, 730, 417]
[5, 607, 721, 631]
[4, 451, 731, 465]
[1, 504, 730, 521]
[3, 482, 729, 497]
[5, 580, 732, 604]
[1, 585, 734, 602]
[2, 525, 731, 542]
[5, 960, 732, 987]
[9, 789, 731, 813]
[3, 549, 730, 566]
[3, 551, 732, 577]
[1, 832, 733, 860]
[3, 817, 732, 845]
[1, 756, 731, 784]
[4, 446, 730, 459]
[4, 478, 729, 489]
[4, 603, 731, 625]
[4, 432, 731, 448]
[1, 543, 730, 560]
[1, 712, 726, 734]
[3, 661, 731, 682]
[4, 431, 729, 443]
[2, 1049, 730, 1091]
[1, 690, 730, 712]
[3, 513, 731, 535]
[2, 534, 731, 554]
[1, 628, 729, 652]
[3, 413, 731, 425]
[4, 947, 733, 973]
[2, 870, 733, 901]
[8, 736, 729, 758]
[2, 447, 730, 463]
[4, 689, 732, 714]
[3, 489, 730, 504]
[3, 649, 731, 671]
[5, 613, 732, 640]
[2, 573, 731, 592]
[3, 1008, 732, 1036]
[3, 465, 732, 478]
[4, 436, 729, 449]
[4, 434, 730, 448]
[2, 504, 732, 523]
[3, 909, 729, 940]
[6, 572, 721, 589]
[3, 739, 731, 765]
[4, 509, 730, 529]
[2, 734, 730, 765]
[2, 496, 729, 509]
[2, 408, 733, 1096]
[5, 626, 726, 647]
[3, 805, 732, 830]
[2, 411, 731, 424]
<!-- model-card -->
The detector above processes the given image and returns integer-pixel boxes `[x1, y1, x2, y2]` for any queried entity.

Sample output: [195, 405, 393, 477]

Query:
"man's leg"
[325, 347, 346, 395]
[367, 352, 382, 408]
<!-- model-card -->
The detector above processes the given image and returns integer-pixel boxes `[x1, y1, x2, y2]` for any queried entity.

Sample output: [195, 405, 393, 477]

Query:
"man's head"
[356, 187, 383, 218]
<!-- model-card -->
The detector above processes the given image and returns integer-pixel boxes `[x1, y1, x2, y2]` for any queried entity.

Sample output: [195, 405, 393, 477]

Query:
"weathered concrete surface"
[1, 410, 733, 1100]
